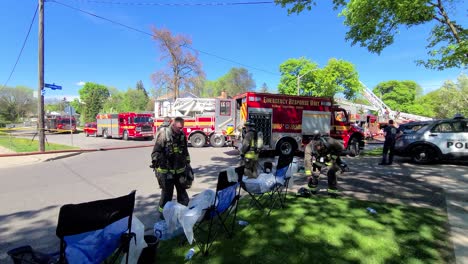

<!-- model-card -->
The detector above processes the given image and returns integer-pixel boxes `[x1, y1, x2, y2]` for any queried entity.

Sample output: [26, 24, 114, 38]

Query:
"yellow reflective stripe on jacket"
[245, 151, 258, 160]
[305, 169, 312, 176]
[175, 167, 185, 174]
[157, 168, 169, 173]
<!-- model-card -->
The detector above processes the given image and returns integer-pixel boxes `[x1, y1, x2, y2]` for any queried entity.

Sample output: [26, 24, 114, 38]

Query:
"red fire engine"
[153, 98, 235, 148]
[45, 115, 77, 132]
[96, 112, 154, 140]
[232, 92, 365, 156]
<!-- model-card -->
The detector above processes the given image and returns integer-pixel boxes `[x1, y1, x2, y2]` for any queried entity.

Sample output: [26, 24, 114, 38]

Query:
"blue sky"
[1, 0, 466, 101]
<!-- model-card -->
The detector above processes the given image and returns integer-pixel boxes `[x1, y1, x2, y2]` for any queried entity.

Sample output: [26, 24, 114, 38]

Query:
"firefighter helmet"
[296, 187, 311, 198]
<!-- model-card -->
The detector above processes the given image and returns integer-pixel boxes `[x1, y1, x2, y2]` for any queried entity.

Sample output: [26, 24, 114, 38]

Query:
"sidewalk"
[0, 146, 81, 169]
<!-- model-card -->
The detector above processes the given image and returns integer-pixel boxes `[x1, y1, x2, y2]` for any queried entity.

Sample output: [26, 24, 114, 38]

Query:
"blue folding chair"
[193, 167, 243, 256]
[8, 191, 137, 264]
[241, 153, 294, 215]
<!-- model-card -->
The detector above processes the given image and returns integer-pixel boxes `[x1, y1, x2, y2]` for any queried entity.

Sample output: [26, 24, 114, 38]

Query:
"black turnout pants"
[157, 172, 189, 209]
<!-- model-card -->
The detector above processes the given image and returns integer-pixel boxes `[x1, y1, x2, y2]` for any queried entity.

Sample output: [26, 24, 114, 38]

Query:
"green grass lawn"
[157, 195, 452, 264]
[0, 136, 79, 152]
[362, 147, 383, 156]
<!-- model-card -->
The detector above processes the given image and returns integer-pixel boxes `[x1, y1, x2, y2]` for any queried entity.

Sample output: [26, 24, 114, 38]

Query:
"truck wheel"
[190, 133, 206, 148]
[103, 129, 109, 139]
[210, 134, 225, 148]
[411, 146, 436, 164]
[85, 131, 89, 137]
[348, 138, 360, 157]
[276, 139, 296, 156]
[123, 130, 129, 141]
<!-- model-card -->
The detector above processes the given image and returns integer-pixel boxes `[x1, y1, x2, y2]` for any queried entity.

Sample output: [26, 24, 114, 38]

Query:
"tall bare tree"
[151, 27, 204, 99]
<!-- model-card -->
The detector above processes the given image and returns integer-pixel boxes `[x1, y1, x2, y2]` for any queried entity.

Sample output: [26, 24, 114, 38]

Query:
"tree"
[78, 82, 110, 122]
[102, 87, 125, 113]
[136, 80, 148, 98]
[276, 0, 467, 70]
[260, 82, 269, 93]
[151, 27, 204, 99]
[424, 74, 468, 118]
[122, 88, 149, 112]
[203, 67, 256, 97]
[278, 57, 362, 99]
[372, 80, 423, 112]
[218, 68, 256, 96]
[0, 86, 36, 122]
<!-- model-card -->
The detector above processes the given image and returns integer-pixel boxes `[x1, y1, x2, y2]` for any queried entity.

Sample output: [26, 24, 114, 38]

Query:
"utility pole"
[297, 68, 316, 96]
[38, 0, 45, 151]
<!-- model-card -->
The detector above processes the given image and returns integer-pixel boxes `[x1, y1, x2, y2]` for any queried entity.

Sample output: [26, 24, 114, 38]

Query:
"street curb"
[0, 144, 154, 158]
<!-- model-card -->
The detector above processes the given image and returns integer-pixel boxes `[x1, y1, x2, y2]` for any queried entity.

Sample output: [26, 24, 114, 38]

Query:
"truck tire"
[123, 130, 129, 141]
[276, 138, 297, 156]
[103, 129, 109, 139]
[210, 134, 225, 148]
[190, 133, 206, 148]
[411, 145, 436, 164]
[85, 131, 89, 137]
[348, 138, 360, 157]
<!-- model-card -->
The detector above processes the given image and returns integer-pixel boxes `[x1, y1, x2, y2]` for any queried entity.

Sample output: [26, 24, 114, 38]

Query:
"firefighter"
[157, 116, 172, 132]
[240, 120, 259, 179]
[379, 119, 401, 165]
[151, 117, 191, 218]
[304, 130, 344, 196]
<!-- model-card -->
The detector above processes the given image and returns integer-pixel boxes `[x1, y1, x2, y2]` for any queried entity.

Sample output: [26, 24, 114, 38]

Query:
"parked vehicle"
[45, 115, 77, 133]
[394, 116, 468, 164]
[232, 92, 365, 156]
[96, 113, 154, 140]
[153, 98, 235, 148]
[83, 122, 97, 137]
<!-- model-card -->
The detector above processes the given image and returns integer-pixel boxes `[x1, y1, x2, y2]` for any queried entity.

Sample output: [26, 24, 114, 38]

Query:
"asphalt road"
[1, 140, 467, 263]
[12, 130, 154, 149]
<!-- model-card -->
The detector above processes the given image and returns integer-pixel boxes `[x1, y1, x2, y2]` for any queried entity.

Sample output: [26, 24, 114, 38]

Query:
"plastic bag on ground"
[162, 201, 188, 235]
[153, 220, 184, 241]
[243, 173, 276, 193]
[121, 216, 145, 264]
[259, 173, 276, 192]
[183, 190, 216, 244]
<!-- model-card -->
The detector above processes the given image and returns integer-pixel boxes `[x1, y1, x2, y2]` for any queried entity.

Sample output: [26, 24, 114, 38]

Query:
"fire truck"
[153, 98, 235, 148]
[96, 112, 154, 140]
[45, 115, 77, 132]
[232, 92, 365, 156]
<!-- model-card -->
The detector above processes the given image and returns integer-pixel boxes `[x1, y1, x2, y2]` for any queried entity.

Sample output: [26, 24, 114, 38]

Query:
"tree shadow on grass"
[157, 196, 454, 264]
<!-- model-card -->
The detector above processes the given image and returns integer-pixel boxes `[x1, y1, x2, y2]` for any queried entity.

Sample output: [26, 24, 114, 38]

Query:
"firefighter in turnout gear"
[151, 117, 191, 218]
[240, 120, 259, 179]
[304, 131, 345, 196]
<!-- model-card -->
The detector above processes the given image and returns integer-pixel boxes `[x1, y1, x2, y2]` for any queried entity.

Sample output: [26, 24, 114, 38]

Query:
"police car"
[394, 115, 468, 164]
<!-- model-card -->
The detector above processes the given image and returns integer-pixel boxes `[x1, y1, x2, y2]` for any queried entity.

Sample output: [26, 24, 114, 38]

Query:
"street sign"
[44, 83, 62, 90]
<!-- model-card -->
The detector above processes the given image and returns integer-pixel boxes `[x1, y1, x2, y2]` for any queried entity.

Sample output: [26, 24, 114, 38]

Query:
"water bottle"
[238, 220, 249, 226]
[185, 248, 195, 260]
[366, 207, 377, 214]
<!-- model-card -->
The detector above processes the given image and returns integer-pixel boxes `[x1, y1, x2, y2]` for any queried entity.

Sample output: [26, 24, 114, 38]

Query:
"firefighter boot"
[307, 175, 319, 194]
[379, 154, 388, 165]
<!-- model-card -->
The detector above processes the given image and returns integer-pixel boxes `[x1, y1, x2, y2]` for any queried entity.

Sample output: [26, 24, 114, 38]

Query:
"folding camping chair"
[192, 167, 243, 256]
[8, 191, 137, 264]
[241, 153, 294, 215]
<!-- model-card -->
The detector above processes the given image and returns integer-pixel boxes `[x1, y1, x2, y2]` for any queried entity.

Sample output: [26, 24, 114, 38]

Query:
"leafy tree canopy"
[278, 57, 362, 99]
[276, 0, 467, 70]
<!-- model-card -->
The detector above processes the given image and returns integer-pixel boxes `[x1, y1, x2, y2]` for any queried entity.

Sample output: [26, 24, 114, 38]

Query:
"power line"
[72, 0, 275, 6]
[1, 5, 39, 91]
[49, 0, 280, 76]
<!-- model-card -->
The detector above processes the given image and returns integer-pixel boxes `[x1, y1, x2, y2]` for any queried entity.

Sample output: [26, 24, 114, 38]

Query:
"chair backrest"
[276, 154, 293, 179]
[56, 191, 136, 264]
[213, 167, 243, 214]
